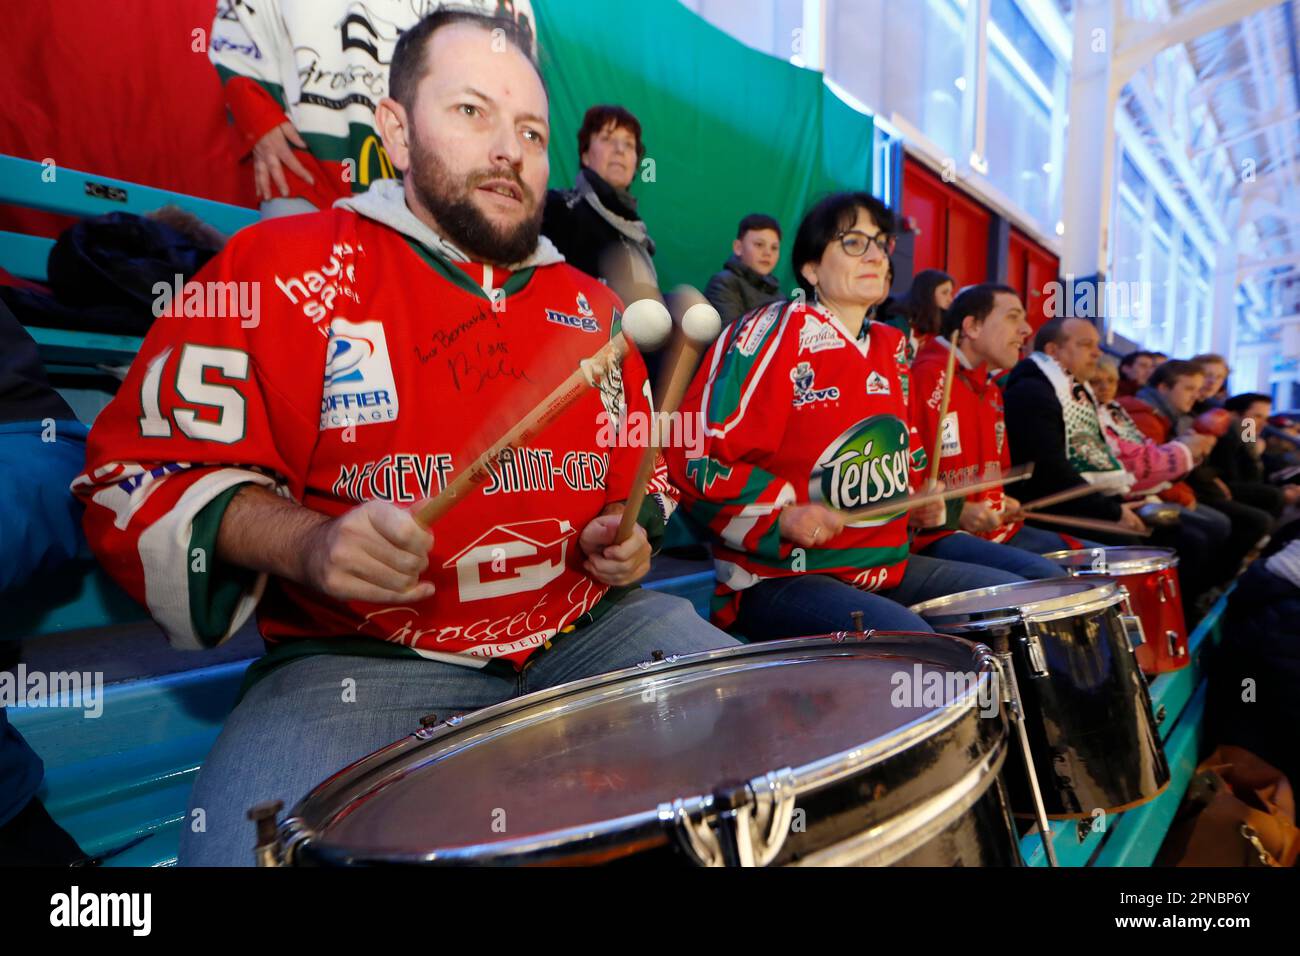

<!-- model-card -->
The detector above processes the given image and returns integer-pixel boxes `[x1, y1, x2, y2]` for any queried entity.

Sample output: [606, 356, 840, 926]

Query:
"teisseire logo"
[810, 415, 910, 521]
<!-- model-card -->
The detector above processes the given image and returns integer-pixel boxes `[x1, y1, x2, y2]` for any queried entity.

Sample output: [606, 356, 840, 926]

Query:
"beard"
[407, 131, 542, 267]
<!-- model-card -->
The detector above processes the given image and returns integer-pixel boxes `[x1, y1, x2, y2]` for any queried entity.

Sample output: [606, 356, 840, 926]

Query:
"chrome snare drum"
[911, 578, 1170, 820]
[1043, 547, 1189, 674]
[268, 633, 1021, 867]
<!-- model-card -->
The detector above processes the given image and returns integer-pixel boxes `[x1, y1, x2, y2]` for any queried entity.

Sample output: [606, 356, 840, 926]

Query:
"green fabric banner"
[536, 0, 873, 295]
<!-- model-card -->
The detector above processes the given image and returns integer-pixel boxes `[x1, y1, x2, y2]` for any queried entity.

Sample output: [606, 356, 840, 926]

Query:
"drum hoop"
[284, 633, 1001, 865]
[1042, 547, 1178, 575]
[910, 576, 1120, 627]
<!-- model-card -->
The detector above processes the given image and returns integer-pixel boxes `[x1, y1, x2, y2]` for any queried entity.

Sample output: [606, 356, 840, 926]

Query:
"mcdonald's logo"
[359, 134, 397, 184]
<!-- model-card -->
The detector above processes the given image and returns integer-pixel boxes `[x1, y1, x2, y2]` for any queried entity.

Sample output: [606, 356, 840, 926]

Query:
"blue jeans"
[1003, 524, 1100, 555]
[733, 553, 1024, 638]
[179, 589, 738, 866]
[919, 530, 1069, 579]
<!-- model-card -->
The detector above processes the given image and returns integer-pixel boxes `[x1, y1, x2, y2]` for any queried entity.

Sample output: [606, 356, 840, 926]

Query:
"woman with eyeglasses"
[666, 192, 1023, 637]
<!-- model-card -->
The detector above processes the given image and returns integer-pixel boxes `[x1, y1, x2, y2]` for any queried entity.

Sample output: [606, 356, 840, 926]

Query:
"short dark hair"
[1224, 392, 1272, 415]
[791, 192, 894, 299]
[1119, 350, 1153, 371]
[1033, 317, 1068, 352]
[737, 213, 781, 240]
[1150, 359, 1204, 389]
[389, 9, 540, 114]
[577, 105, 646, 165]
[940, 283, 1019, 339]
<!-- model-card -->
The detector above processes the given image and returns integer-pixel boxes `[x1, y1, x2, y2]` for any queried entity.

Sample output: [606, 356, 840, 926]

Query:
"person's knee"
[632, 591, 735, 649]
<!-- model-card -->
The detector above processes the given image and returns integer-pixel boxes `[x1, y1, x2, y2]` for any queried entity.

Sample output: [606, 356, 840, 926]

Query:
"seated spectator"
[881, 268, 953, 363]
[74, 11, 736, 866]
[1093, 356, 1208, 500]
[910, 284, 1081, 578]
[0, 302, 88, 864]
[1120, 360, 1267, 590]
[543, 104, 656, 299]
[1191, 353, 1229, 408]
[1003, 318, 1144, 525]
[1117, 349, 1155, 397]
[703, 213, 783, 325]
[1263, 415, 1300, 482]
[1214, 393, 1296, 518]
[1003, 320, 1219, 612]
[668, 192, 1023, 639]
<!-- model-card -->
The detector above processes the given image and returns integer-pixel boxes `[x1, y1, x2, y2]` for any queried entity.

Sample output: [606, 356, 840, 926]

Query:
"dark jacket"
[703, 256, 781, 326]
[542, 167, 656, 293]
[1002, 357, 1123, 520]
[0, 301, 77, 426]
[1208, 536, 1300, 789]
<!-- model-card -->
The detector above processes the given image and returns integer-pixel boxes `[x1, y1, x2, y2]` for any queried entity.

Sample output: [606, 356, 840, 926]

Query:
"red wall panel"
[902, 160, 948, 275]
[944, 189, 990, 289]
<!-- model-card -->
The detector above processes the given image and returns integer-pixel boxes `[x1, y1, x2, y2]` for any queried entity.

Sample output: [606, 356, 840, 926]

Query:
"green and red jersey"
[667, 301, 926, 629]
[73, 201, 665, 669]
[909, 336, 1021, 549]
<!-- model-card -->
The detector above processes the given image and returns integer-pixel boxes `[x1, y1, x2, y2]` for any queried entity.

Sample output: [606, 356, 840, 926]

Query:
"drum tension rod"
[851, 611, 865, 635]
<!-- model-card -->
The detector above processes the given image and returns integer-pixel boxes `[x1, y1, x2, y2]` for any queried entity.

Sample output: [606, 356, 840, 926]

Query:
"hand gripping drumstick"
[614, 290, 724, 543]
[410, 298, 673, 529]
[928, 331, 961, 489]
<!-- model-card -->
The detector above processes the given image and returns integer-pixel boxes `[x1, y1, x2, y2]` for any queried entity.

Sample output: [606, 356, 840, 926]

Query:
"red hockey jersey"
[666, 300, 926, 628]
[909, 336, 1021, 548]
[73, 198, 663, 668]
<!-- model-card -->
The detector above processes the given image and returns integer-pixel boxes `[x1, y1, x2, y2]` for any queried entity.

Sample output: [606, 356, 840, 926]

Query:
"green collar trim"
[403, 238, 536, 302]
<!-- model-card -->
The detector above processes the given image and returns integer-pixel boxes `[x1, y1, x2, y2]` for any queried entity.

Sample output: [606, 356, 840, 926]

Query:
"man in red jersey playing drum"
[73, 9, 737, 866]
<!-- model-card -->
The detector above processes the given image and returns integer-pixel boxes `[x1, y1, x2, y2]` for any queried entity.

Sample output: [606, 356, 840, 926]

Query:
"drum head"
[1043, 546, 1177, 575]
[909, 577, 1120, 627]
[289, 634, 993, 864]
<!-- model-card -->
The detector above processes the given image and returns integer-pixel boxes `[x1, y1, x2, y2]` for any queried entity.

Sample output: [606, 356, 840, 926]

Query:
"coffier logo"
[50, 886, 151, 936]
[320, 318, 400, 430]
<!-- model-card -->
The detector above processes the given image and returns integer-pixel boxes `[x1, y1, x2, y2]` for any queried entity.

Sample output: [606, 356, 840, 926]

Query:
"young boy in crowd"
[703, 213, 783, 325]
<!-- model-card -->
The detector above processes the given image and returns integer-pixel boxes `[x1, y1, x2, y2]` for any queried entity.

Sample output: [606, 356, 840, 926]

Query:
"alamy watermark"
[1042, 276, 1150, 325]
[595, 404, 705, 458]
[890, 663, 1001, 718]
[152, 273, 261, 328]
[1, 665, 103, 718]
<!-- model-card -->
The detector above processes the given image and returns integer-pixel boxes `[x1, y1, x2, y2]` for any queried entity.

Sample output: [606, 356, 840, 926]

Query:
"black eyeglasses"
[835, 230, 895, 258]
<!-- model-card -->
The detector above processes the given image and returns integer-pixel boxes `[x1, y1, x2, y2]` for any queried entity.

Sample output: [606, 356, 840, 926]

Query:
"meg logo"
[50, 886, 151, 936]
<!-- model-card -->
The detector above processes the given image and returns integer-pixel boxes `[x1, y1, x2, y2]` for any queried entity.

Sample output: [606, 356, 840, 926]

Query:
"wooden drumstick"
[411, 299, 672, 529]
[838, 465, 1034, 523]
[1022, 510, 1152, 539]
[614, 293, 724, 543]
[1014, 482, 1107, 514]
[928, 331, 961, 488]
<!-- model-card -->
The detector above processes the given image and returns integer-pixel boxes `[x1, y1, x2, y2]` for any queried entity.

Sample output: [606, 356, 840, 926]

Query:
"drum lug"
[1024, 634, 1049, 678]
[1117, 587, 1145, 651]
[247, 800, 285, 867]
[658, 768, 796, 867]
[1167, 631, 1184, 657]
